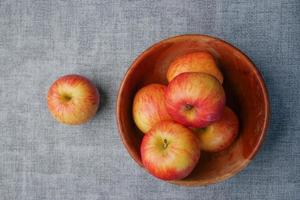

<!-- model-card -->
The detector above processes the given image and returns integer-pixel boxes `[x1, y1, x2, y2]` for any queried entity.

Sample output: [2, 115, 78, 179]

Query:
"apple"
[165, 72, 225, 128]
[166, 52, 223, 83]
[195, 107, 239, 152]
[47, 74, 100, 125]
[141, 121, 200, 180]
[133, 84, 172, 133]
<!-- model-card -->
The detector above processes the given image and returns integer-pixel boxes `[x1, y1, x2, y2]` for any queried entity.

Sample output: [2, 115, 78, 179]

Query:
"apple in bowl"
[195, 106, 239, 152]
[166, 52, 223, 83]
[141, 121, 200, 180]
[133, 84, 172, 133]
[47, 74, 100, 125]
[165, 72, 225, 128]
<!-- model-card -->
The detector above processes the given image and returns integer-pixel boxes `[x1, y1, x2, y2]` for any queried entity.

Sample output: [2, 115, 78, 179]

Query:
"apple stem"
[62, 94, 72, 101]
[184, 104, 194, 111]
[163, 139, 168, 149]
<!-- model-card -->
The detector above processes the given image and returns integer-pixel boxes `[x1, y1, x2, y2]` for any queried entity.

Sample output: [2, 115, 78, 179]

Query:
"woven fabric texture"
[0, 0, 299, 199]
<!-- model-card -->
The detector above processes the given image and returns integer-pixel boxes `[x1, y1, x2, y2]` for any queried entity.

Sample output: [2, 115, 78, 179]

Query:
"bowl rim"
[116, 34, 270, 186]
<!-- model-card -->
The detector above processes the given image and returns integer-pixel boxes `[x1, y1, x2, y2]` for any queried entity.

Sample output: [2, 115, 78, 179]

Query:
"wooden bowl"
[116, 34, 270, 186]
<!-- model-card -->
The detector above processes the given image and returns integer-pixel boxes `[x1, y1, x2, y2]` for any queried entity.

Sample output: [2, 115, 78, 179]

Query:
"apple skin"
[133, 84, 172, 133]
[141, 121, 200, 181]
[47, 74, 100, 125]
[195, 107, 239, 152]
[165, 72, 225, 128]
[166, 52, 223, 83]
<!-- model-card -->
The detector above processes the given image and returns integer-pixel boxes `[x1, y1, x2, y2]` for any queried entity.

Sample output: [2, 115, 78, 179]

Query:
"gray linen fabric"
[0, 0, 299, 199]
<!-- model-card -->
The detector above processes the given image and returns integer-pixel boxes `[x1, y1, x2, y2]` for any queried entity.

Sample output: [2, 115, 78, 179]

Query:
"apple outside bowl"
[116, 34, 270, 186]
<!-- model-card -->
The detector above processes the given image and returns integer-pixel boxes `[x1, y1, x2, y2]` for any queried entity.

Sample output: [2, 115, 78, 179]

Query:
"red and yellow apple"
[47, 74, 100, 125]
[166, 52, 223, 83]
[195, 107, 239, 152]
[165, 72, 225, 128]
[141, 121, 200, 180]
[133, 84, 172, 133]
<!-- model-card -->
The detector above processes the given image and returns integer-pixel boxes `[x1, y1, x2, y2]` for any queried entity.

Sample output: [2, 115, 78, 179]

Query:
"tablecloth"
[0, 0, 299, 199]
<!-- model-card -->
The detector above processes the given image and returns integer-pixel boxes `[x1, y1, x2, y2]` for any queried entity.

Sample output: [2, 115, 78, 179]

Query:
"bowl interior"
[117, 35, 269, 186]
